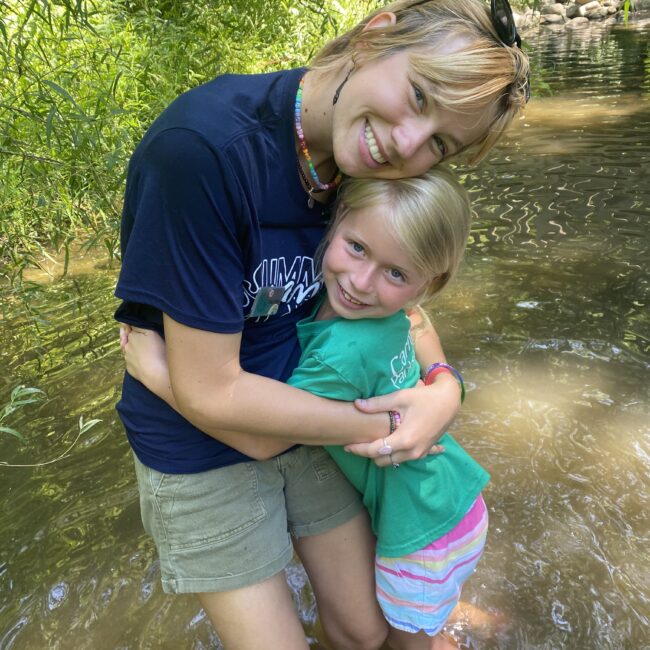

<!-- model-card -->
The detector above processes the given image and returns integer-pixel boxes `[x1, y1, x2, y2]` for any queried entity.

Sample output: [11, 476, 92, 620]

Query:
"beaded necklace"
[295, 77, 342, 207]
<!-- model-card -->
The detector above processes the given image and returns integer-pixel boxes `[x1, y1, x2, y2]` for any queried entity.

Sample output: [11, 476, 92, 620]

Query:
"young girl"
[123, 167, 486, 650]
[116, 0, 528, 645]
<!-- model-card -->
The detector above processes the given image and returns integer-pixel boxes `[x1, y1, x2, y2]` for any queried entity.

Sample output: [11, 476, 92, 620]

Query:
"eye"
[388, 268, 406, 282]
[433, 135, 447, 158]
[349, 240, 364, 254]
[412, 83, 425, 110]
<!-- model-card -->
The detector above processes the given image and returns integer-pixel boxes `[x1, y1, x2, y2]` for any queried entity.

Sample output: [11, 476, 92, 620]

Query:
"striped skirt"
[375, 494, 488, 636]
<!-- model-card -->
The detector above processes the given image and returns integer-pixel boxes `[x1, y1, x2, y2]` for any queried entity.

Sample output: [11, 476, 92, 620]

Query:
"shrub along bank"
[0, 0, 379, 281]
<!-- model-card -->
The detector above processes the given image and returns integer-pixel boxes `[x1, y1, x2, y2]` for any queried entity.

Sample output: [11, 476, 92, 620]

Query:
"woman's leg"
[197, 572, 309, 650]
[294, 510, 388, 650]
[132, 453, 305, 646]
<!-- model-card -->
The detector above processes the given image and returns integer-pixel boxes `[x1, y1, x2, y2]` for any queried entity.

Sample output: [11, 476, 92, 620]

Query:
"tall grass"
[0, 0, 379, 282]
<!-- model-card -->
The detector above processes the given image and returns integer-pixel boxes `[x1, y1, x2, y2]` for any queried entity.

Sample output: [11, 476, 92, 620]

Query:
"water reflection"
[1, 18, 649, 650]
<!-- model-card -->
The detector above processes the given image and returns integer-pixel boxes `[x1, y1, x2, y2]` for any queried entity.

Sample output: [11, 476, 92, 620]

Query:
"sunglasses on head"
[490, 0, 521, 48]
[490, 0, 530, 101]
[403, 0, 523, 49]
[401, 0, 530, 102]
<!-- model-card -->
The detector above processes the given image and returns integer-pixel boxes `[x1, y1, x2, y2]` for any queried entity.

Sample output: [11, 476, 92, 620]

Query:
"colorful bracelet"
[388, 409, 401, 434]
[423, 362, 466, 404]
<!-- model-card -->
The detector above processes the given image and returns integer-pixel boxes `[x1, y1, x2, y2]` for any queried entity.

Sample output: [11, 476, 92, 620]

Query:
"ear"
[410, 273, 445, 307]
[362, 12, 397, 32]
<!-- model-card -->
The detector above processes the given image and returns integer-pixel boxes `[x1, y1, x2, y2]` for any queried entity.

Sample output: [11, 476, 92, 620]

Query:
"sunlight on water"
[518, 94, 650, 129]
[1, 19, 649, 650]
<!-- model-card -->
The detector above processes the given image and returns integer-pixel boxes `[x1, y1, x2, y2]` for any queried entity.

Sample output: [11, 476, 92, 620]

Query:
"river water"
[1, 17, 648, 650]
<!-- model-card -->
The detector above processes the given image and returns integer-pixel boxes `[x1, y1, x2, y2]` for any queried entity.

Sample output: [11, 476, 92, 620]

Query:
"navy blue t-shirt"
[115, 68, 330, 473]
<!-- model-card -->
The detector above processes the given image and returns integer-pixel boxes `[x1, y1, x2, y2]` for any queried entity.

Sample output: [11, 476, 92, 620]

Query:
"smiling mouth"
[339, 283, 369, 307]
[364, 123, 387, 165]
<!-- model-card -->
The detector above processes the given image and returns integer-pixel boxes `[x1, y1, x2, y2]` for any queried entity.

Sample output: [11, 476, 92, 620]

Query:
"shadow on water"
[1, 16, 649, 650]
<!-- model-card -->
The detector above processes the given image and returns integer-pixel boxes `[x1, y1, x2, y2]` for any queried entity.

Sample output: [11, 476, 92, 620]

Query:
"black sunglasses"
[490, 0, 522, 48]
[402, 0, 530, 100]
[404, 0, 522, 48]
[490, 0, 530, 101]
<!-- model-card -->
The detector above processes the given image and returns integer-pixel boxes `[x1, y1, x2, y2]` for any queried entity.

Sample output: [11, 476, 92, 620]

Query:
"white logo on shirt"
[390, 335, 415, 389]
[243, 256, 321, 316]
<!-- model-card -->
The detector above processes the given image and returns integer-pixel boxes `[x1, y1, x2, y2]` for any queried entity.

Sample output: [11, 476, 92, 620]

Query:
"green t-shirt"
[288, 303, 490, 557]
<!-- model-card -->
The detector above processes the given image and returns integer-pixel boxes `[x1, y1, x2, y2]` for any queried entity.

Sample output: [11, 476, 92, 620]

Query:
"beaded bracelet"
[388, 409, 401, 434]
[423, 362, 466, 404]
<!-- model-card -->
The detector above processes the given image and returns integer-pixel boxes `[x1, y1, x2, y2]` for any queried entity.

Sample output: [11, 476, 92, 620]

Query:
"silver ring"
[390, 454, 400, 468]
[378, 439, 393, 456]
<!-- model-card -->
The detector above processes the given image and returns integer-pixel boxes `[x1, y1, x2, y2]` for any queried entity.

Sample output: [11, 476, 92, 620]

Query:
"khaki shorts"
[132, 446, 364, 593]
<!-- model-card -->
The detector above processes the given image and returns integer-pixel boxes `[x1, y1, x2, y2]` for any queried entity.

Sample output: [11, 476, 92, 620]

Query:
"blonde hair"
[311, 0, 529, 164]
[324, 167, 472, 309]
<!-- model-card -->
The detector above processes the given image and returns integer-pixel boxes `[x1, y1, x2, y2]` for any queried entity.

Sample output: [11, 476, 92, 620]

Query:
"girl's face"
[319, 204, 430, 321]
[330, 47, 493, 179]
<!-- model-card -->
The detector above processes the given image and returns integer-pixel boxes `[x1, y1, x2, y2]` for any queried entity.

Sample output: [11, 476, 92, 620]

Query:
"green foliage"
[515, 0, 541, 9]
[1, 0, 379, 282]
[623, 0, 635, 22]
[0, 385, 46, 440]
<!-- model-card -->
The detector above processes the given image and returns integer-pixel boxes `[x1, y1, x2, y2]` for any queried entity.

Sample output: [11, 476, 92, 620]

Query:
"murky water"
[1, 18, 649, 650]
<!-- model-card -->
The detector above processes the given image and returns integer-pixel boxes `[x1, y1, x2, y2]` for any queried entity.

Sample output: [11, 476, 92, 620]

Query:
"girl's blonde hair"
[311, 0, 529, 164]
[325, 167, 472, 309]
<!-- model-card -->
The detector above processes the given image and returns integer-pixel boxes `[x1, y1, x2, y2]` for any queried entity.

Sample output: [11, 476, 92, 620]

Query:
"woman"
[116, 1, 529, 648]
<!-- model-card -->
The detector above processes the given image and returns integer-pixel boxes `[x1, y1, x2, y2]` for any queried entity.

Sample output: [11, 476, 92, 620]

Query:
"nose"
[392, 119, 430, 161]
[350, 264, 376, 294]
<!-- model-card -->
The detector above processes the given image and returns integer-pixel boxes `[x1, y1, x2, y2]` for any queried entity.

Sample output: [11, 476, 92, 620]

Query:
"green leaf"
[0, 426, 26, 441]
[42, 79, 87, 117]
[78, 417, 101, 435]
[10, 386, 46, 400]
[45, 106, 57, 147]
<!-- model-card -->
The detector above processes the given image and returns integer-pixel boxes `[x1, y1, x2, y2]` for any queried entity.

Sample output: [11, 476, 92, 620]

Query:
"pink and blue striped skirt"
[375, 494, 488, 636]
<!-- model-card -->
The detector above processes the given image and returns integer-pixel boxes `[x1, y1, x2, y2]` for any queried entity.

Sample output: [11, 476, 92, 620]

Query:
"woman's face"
[330, 47, 493, 180]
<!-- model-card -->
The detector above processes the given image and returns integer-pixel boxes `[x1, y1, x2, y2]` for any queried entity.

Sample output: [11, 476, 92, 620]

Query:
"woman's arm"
[121, 310, 459, 464]
[121, 325, 294, 460]
[121, 315, 390, 453]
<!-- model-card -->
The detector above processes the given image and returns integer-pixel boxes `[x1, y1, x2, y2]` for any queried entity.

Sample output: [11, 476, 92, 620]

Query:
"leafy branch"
[1, 385, 101, 466]
[0, 384, 46, 440]
[1, 416, 101, 467]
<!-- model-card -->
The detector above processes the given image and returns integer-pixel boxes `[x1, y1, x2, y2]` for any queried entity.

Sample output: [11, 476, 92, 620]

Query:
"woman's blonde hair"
[311, 0, 529, 164]
[324, 167, 472, 309]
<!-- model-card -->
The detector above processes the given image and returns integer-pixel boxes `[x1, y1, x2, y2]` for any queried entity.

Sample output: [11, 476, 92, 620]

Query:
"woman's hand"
[345, 374, 461, 467]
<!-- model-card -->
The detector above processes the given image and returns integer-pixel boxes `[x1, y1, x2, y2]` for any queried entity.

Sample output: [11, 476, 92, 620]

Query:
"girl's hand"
[345, 374, 461, 467]
[119, 324, 132, 352]
[119, 325, 171, 395]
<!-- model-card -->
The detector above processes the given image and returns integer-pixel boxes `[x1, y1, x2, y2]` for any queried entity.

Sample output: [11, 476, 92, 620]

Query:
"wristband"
[423, 362, 466, 404]
[426, 367, 452, 383]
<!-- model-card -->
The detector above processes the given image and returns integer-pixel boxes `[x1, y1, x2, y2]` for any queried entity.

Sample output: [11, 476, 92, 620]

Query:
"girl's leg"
[294, 509, 388, 650]
[281, 446, 388, 650]
[197, 572, 309, 650]
[386, 627, 458, 650]
[377, 496, 489, 650]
